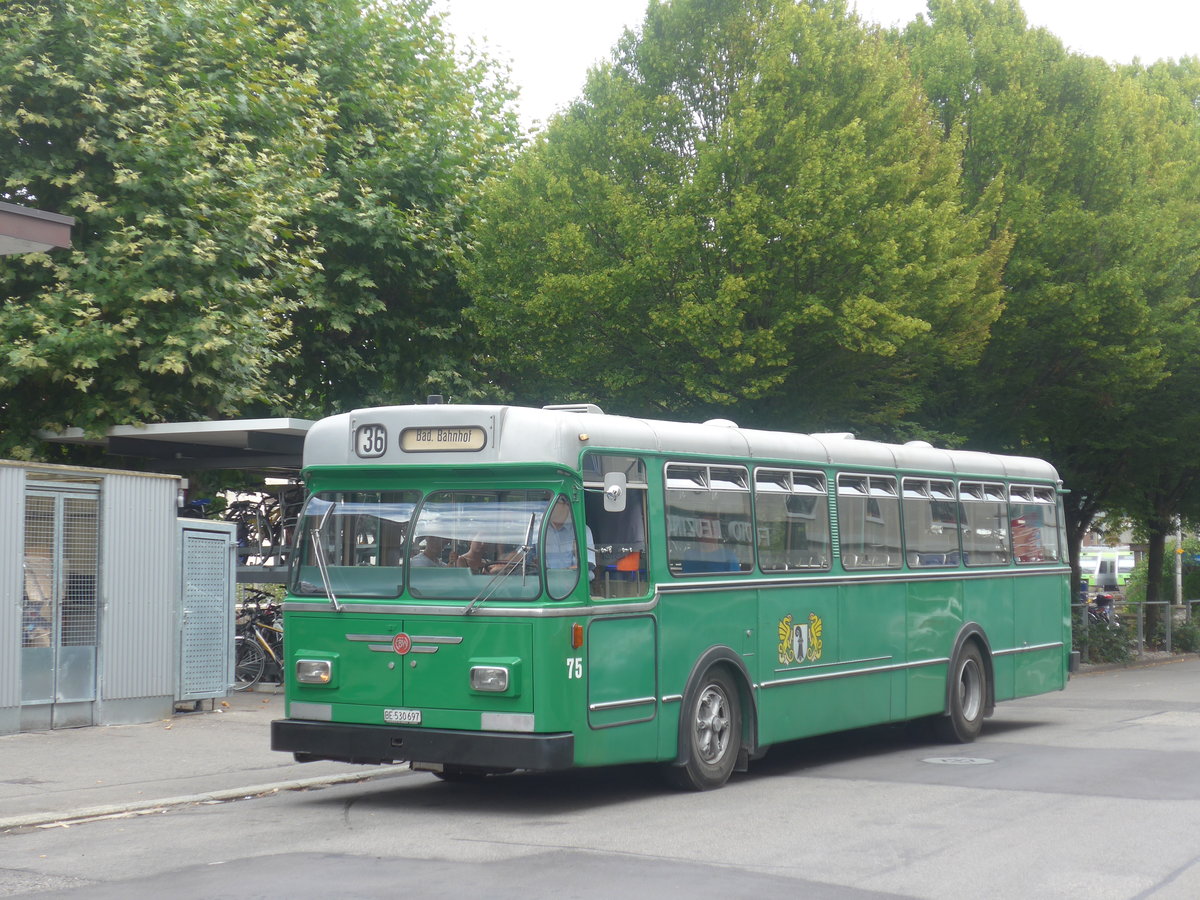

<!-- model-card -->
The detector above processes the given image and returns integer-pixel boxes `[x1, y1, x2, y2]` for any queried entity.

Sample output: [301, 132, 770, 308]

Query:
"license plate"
[384, 708, 421, 725]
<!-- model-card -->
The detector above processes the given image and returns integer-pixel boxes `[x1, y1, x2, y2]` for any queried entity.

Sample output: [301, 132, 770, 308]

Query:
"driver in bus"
[451, 536, 492, 573]
[544, 495, 596, 582]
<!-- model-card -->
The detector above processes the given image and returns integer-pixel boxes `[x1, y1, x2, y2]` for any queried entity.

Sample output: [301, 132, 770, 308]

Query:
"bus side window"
[837, 474, 901, 570]
[902, 478, 959, 568]
[583, 453, 650, 598]
[585, 488, 648, 598]
[754, 468, 830, 571]
[665, 463, 753, 577]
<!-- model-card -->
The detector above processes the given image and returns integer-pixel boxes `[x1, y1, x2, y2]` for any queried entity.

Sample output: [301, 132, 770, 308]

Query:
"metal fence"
[1071, 598, 1200, 660]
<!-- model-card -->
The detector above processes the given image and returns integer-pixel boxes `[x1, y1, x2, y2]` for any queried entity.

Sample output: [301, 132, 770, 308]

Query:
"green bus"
[271, 403, 1071, 790]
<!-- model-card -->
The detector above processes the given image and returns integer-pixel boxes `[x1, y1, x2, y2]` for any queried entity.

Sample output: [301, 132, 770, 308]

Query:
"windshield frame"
[287, 482, 583, 604]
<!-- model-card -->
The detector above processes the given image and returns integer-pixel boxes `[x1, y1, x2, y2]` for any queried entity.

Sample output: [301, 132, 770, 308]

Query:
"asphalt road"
[2, 657, 1198, 899]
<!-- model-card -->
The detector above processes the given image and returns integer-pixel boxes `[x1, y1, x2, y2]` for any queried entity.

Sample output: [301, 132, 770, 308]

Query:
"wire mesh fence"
[1072, 598, 1200, 663]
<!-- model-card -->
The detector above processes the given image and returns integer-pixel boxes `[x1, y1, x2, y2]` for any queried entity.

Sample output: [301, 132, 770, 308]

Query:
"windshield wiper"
[464, 513, 537, 616]
[310, 504, 341, 612]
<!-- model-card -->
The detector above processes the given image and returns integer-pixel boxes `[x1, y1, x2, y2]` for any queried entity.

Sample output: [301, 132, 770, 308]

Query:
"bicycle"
[223, 485, 304, 567]
[233, 589, 284, 691]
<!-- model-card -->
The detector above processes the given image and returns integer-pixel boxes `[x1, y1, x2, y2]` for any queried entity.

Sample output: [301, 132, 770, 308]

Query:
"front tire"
[233, 637, 265, 691]
[666, 667, 742, 791]
[934, 642, 987, 743]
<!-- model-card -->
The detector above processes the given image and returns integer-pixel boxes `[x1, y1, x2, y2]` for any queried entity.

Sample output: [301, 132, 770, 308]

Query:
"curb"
[1077, 653, 1196, 675]
[0, 765, 411, 833]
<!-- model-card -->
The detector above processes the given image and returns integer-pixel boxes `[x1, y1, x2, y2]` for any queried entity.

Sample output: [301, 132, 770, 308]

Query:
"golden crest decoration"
[777, 612, 824, 665]
[777, 614, 795, 664]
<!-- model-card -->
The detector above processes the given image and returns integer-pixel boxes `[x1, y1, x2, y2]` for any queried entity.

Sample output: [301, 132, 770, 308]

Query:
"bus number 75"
[566, 657, 582, 679]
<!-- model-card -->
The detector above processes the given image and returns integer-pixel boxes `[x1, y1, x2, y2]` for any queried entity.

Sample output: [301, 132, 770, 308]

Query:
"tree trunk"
[1143, 515, 1171, 643]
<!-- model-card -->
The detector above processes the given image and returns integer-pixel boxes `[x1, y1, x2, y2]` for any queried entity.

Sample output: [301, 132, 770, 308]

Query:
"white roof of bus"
[303, 404, 1059, 483]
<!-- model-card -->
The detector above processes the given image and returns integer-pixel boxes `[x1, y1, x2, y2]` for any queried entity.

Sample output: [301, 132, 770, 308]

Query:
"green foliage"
[1, 0, 327, 445]
[901, 1, 1200, 553]
[275, 0, 520, 415]
[1169, 618, 1200, 654]
[1072, 606, 1133, 664]
[0, 0, 517, 454]
[1124, 538, 1200, 607]
[465, 0, 1009, 429]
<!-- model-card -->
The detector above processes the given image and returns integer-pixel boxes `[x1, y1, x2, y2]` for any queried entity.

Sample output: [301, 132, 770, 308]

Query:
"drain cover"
[921, 757, 995, 766]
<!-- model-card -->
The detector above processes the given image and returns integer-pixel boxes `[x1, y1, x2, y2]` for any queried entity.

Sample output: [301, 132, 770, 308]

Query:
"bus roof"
[303, 404, 1060, 484]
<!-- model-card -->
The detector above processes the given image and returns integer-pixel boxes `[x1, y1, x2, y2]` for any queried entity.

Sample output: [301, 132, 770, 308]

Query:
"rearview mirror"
[603, 472, 627, 513]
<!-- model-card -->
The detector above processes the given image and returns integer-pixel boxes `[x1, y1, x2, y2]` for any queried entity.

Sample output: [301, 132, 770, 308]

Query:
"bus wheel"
[666, 667, 741, 791]
[935, 643, 987, 743]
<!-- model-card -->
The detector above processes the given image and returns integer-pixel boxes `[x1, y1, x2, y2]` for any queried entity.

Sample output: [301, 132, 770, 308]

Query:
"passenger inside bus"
[681, 517, 742, 574]
[409, 535, 448, 567]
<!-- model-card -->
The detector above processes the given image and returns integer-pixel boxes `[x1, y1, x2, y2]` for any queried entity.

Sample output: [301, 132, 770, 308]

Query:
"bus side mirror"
[603, 472, 627, 513]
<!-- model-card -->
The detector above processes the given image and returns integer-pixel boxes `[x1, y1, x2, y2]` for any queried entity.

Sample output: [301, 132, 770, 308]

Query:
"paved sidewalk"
[0, 689, 408, 831]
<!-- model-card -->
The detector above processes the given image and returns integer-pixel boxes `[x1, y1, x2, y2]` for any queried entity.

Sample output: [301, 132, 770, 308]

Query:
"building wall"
[0, 461, 182, 733]
[97, 472, 181, 724]
[0, 465, 24, 733]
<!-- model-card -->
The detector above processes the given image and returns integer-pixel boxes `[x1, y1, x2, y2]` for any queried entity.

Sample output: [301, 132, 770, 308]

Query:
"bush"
[1173, 620, 1200, 653]
[1149, 616, 1200, 653]
[1072, 608, 1134, 664]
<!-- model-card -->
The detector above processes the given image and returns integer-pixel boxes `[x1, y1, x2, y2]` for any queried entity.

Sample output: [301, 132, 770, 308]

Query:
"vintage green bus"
[271, 403, 1071, 790]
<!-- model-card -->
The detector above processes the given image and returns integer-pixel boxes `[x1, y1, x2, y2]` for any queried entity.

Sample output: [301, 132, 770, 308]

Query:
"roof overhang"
[42, 418, 315, 477]
[0, 201, 74, 255]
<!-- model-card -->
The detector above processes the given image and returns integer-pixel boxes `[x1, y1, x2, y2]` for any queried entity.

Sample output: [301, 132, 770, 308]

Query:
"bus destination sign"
[399, 425, 487, 453]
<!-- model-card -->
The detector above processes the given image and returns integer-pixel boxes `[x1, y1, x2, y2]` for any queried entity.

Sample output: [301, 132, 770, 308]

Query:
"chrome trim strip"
[992, 641, 1063, 657]
[773, 655, 891, 675]
[761, 656, 950, 689]
[588, 696, 657, 712]
[661, 694, 683, 704]
[285, 598, 660, 617]
[656, 565, 1070, 592]
[760, 642, 1063, 688]
[367, 643, 441, 654]
[284, 564, 1068, 616]
[348, 632, 462, 646]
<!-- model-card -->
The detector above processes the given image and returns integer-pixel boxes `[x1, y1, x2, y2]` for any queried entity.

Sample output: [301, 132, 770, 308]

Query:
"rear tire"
[666, 667, 742, 791]
[934, 643, 987, 743]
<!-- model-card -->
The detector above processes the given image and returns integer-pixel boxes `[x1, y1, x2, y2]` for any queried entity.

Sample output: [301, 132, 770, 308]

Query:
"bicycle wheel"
[233, 636, 266, 691]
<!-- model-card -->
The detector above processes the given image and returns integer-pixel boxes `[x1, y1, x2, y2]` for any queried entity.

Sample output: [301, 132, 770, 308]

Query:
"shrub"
[1072, 608, 1134, 664]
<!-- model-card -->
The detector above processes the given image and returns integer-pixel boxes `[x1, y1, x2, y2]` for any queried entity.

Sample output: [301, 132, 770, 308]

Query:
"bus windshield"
[409, 489, 553, 601]
[289, 488, 557, 602]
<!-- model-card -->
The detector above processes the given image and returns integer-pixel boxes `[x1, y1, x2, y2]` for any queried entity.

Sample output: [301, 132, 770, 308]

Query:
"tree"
[1098, 57, 1200, 621]
[271, 0, 519, 415]
[0, 0, 517, 457]
[465, 0, 1009, 432]
[1, 0, 327, 452]
[901, 1, 1200, 588]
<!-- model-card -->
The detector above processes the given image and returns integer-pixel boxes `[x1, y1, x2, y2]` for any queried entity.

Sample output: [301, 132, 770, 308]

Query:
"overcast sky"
[436, 0, 1200, 132]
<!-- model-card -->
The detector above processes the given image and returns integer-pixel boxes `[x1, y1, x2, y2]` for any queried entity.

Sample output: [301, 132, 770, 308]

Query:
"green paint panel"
[286, 612, 534, 717]
[587, 615, 657, 728]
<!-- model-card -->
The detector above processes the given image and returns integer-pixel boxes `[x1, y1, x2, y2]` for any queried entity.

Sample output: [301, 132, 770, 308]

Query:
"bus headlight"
[470, 665, 509, 692]
[296, 659, 333, 684]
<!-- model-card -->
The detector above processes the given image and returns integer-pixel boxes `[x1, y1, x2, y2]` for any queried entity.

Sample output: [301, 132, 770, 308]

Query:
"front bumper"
[271, 718, 575, 771]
